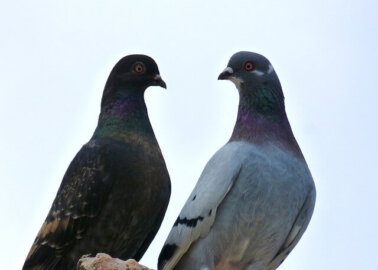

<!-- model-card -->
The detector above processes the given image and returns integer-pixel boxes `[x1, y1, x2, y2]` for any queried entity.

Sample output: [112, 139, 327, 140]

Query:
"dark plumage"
[23, 55, 171, 270]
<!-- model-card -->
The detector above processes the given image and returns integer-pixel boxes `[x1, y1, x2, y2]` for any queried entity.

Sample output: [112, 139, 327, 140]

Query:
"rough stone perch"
[77, 253, 153, 270]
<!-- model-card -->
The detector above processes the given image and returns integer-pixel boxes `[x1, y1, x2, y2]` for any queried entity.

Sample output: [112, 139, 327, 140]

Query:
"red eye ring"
[244, 61, 254, 71]
[132, 62, 146, 74]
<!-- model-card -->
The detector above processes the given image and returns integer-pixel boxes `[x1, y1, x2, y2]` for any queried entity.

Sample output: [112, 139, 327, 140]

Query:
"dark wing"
[268, 188, 316, 269]
[23, 140, 114, 270]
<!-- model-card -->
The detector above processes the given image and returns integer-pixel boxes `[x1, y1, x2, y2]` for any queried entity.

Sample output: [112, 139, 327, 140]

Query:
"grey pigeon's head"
[104, 54, 166, 95]
[218, 51, 285, 114]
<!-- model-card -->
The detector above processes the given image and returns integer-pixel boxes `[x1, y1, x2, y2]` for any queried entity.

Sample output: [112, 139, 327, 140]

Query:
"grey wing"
[158, 144, 243, 270]
[268, 188, 316, 270]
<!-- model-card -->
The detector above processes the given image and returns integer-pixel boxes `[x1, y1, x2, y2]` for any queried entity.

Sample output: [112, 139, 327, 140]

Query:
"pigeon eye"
[244, 61, 254, 71]
[132, 62, 146, 74]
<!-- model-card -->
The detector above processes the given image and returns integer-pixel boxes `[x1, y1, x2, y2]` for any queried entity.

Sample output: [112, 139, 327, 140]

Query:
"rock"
[77, 253, 153, 270]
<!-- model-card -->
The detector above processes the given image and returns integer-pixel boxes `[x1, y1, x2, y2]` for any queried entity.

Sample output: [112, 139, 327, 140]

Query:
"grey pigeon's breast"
[182, 141, 315, 270]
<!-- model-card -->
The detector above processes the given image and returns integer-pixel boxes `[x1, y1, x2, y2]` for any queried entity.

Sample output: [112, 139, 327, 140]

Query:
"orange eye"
[132, 62, 146, 74]
[244, 61, 254, 71]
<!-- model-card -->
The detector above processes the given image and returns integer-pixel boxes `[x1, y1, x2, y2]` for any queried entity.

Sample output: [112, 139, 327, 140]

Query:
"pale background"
[1, 1, 377, 269]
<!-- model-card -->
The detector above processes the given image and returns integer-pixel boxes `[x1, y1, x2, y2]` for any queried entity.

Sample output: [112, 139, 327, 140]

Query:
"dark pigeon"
[23, 55, 171, 270]
[158, 51, 315, 270]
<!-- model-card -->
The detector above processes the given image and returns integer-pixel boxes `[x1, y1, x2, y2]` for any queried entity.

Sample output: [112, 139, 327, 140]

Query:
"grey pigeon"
[158, 51, 315, 270]
[23, 55, 171, 270]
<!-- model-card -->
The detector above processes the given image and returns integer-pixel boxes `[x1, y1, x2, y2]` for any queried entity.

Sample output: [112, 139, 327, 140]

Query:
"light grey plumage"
[158, 51, 315, 270]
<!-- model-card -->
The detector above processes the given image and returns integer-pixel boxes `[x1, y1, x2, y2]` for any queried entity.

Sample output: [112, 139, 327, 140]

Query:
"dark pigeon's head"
[218, 51, 280, 91]
[104, 54, 166, 95]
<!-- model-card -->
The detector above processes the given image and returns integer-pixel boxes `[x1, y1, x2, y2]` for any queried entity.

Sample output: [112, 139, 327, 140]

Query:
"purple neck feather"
[99, 92, 147, 120]
[230, 102, 304, 159]
[93, 91, 153, 140]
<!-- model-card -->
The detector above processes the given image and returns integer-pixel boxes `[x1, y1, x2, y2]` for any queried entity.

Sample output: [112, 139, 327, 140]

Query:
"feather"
[158, 143, 244, 270]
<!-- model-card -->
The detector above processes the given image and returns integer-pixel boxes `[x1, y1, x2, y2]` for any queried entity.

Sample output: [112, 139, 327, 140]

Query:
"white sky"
[1, 1, 377, 269]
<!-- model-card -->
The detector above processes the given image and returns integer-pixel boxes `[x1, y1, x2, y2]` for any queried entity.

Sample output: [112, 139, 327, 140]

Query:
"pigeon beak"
[218, 67, 234, 80]
[152, 74, 167, 89]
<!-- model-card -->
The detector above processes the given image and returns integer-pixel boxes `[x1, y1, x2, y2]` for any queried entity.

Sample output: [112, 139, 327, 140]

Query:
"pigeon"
[158, 51, 315, 270]
[23, 55, 171, 270]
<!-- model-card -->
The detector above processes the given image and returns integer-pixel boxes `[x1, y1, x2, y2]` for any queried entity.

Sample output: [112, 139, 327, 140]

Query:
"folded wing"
[158, 145, 243, 270]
